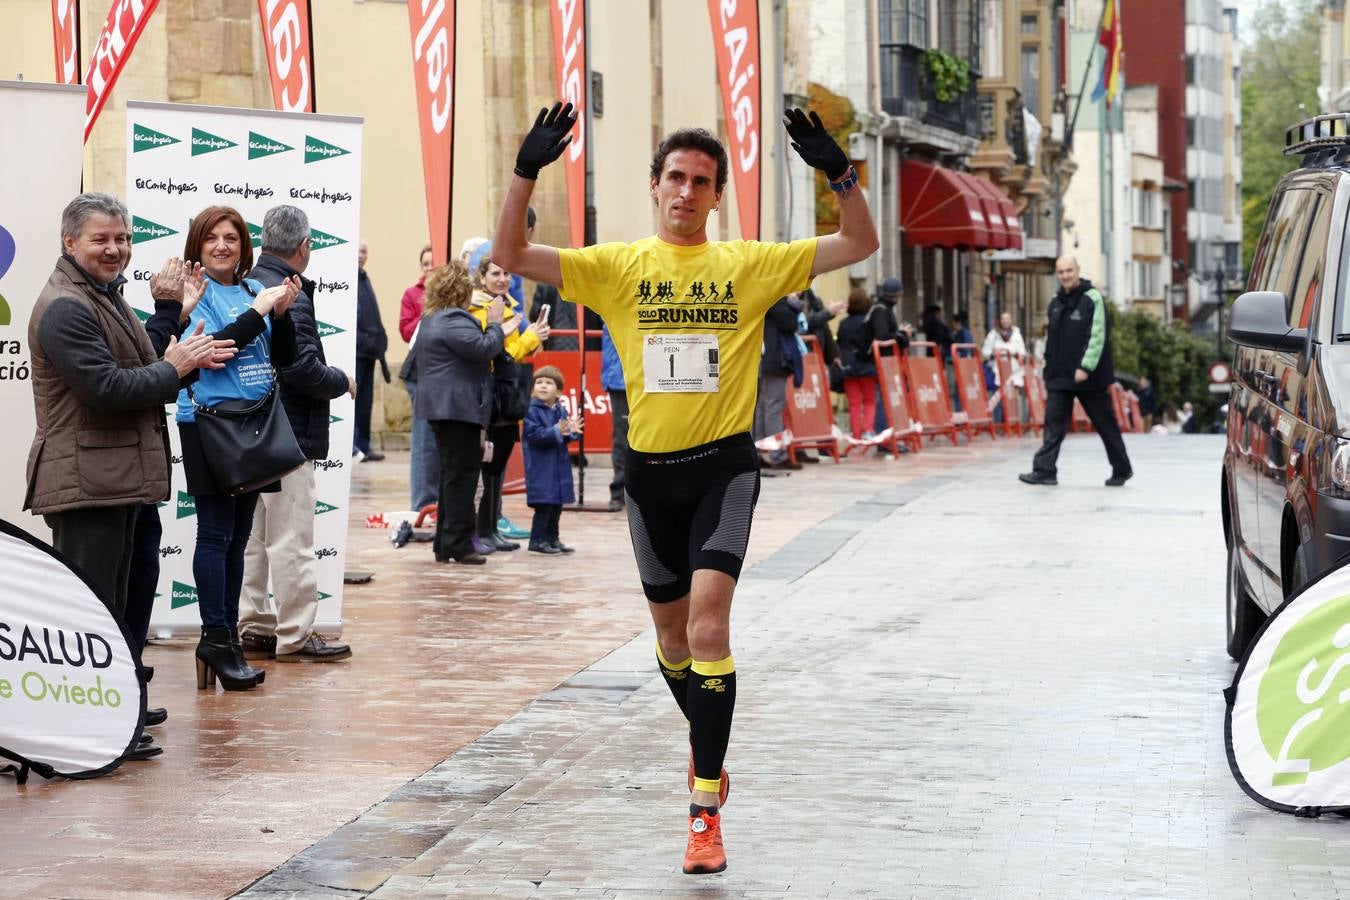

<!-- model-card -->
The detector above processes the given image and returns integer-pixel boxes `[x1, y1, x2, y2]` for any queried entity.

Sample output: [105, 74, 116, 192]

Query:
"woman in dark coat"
[414, 263, 505, 565]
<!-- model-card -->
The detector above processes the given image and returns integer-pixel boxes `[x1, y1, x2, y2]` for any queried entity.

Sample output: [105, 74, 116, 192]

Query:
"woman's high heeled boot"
[229, 627, 266, 684]
[195, 627, 259, 691]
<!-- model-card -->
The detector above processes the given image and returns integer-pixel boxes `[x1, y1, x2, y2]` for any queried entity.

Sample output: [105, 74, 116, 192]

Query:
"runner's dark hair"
[650, 128, 728, 194]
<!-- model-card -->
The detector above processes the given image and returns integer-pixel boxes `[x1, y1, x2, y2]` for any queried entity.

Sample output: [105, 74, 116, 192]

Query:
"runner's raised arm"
[492, 102, 577, 286]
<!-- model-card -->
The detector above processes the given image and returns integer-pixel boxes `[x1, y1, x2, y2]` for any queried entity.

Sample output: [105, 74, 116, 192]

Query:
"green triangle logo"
[248, 131, 293, 159]
[170, 580, 199, 609]
[131, 307, 151, 323]
[132, 215, 178, 245]
[308, 227, 347, 251]
[318, 591, 332, 601]
[176, 490, 197, 520]
[191, 127, 237, 156]
[315, 500, 339, 515]
[133, 123, 180, 152]
[246, 221, 263, 248]
[315, 320, 345, 338]
[329, 414, 343, 424]
[305, 135, 350, 164]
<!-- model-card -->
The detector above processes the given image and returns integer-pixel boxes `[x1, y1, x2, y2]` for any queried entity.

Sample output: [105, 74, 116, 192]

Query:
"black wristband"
[514, 166, 539, 180]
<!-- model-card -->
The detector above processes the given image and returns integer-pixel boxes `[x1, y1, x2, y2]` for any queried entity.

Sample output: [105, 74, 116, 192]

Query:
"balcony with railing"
[879, 42, 981, 140]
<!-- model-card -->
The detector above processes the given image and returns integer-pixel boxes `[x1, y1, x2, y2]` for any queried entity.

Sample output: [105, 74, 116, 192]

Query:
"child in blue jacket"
[522, 365, 581, 553]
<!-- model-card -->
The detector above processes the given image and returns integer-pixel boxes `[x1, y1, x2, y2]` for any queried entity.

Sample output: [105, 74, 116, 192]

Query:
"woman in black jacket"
[414, 263, 506, 565]
[836, 288, 879, 438]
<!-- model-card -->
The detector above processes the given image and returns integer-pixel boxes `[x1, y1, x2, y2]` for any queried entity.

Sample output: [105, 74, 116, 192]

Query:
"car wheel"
[1289, 543, 1310, 598]
[1227, 535, 1264, 661]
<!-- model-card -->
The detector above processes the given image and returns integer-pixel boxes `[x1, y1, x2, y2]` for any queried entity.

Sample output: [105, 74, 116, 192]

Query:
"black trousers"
[477, 423, 518, 536]
[125, 503, 162, 655]
[1033, 388, 1132, 478]
[354, 356, 376, 454]
[45, 504, 138, 615]
[609, 389, 630, 502]
[431, 419, 483, 560]
[530, 504, 562, 544]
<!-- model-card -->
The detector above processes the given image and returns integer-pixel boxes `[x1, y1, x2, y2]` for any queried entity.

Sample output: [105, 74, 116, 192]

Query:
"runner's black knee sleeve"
[688, 656, 736, 795]
[657, 642, 692, 722]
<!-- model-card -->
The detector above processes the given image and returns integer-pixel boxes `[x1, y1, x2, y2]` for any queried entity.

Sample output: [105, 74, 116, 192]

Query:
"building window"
[981, 0, 1003, 78]
[1188, 180, 1196, 210]
[1020, 14, 1037, 34]
[1021, 46, 1040, 117]
[1134, 188, 1162, 229]
[937, 0, 981, 67]
[1135, 261, 1162, 299]
[1163, 207, 1172, 257]
[879, 0, 929, 48]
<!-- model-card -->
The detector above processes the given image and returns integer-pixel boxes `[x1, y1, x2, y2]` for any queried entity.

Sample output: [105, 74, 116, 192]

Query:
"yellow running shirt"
[559, 235, 818, 452]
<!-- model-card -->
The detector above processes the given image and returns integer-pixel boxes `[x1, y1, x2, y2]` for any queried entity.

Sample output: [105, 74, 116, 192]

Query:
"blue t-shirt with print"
[176, 277, 274, 422]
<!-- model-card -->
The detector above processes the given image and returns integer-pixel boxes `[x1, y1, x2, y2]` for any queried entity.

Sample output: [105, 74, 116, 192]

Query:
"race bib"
[642, 334, 720, 393]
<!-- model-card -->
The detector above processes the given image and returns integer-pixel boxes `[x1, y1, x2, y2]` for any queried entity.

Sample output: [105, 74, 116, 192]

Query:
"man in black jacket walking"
[239, 205, 354, 663]
[754, 295, 803, 469]
[1020, 256, 1132, 486]
[354, 242, 389, 461]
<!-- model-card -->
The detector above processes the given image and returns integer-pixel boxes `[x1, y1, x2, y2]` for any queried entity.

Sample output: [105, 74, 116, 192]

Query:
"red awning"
[900, 160, 991, 249]
[966, 175, 1011, 250]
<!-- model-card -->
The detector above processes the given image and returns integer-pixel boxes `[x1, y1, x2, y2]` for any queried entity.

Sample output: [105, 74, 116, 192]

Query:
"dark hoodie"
[1043, 277, 1114, 392]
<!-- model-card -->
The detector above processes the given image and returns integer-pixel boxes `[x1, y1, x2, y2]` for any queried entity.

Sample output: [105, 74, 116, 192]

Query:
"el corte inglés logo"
[191, 127, 237, 156]
[248, 131, 293, 159]
[329, 414, 343, 424]
[176, 491, 197, 520]
[315, 320, 345, 338]
[1257, 599, 1350, 785]
[131, 307, 151, 323]
[170, 580, 199, 609]
[246, 221, 264, 248]
[132, 123, 180, 152]
[315, 500, 339, 515]
[305, 135, 350, 164]
[132, 215, 177, 244]
[308, 228, 347, 250]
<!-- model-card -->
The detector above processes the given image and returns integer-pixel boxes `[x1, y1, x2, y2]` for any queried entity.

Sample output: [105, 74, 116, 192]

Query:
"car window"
[1289, 194, 1329, 330]
[1257, 189, 1316, 301]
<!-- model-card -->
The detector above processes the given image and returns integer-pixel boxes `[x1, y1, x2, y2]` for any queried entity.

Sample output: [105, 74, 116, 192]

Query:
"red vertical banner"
[256, 0, 316, 113]
[83, 0, 162, 141]
[407, 0, 456, 265]
[707, 0, 760, 240]
[550, 0, 587, 248]
[51, 0, 80, 85]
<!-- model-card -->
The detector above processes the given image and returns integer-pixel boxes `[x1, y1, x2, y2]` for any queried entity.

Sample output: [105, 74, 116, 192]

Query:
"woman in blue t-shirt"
[175, 206, 299, 692]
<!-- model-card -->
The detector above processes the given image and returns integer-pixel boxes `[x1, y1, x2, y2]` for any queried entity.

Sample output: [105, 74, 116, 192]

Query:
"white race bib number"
[642, 334, 720, 393]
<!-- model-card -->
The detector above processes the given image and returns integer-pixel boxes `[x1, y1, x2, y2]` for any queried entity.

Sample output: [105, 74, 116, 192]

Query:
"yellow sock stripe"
[693, 776, 724, 794]
[691, 656, 735, 677]
[656, 642, 692, 671]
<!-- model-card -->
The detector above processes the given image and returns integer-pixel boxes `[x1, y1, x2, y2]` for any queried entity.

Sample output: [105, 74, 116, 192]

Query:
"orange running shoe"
[682, 808, 727, 874]
[687, 750, 730, 806]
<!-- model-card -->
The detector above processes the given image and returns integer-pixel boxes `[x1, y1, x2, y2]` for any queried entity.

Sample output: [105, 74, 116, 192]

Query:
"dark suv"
[1222, 114, 1350, 659]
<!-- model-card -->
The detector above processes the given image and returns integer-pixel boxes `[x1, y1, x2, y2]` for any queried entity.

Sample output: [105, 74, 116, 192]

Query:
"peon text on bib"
[642, 334, 720, 393]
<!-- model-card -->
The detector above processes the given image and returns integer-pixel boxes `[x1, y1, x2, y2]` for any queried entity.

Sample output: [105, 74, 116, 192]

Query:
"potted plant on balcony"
[920, 49, 970, 104]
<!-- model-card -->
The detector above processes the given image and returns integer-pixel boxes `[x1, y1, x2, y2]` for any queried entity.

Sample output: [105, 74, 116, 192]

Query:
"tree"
[1241, 0, 1321, 263]
[1111, 304, 1226, 426]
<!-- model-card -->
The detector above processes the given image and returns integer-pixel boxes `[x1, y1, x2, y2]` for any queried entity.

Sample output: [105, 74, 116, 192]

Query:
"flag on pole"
[1091, 0, 1122, 106]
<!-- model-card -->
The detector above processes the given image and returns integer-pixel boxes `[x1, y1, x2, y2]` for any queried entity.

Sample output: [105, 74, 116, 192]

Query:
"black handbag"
[189, 381, 306, 495]
[491, 353, 529, 423]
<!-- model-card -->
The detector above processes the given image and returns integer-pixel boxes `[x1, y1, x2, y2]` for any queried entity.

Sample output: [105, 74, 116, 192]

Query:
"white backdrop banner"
[0, 81, 87, 536]
[124, 100, 362, 637]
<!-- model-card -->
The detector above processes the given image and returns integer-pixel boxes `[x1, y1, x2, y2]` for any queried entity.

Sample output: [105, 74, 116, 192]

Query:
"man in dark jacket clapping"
[239, 205, 354, 663]
[1020, 256, 1132, 487]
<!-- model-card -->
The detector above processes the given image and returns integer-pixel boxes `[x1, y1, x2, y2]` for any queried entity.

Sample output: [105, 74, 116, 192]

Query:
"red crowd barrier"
[784, 336, 841, 463]
[868, 339, 922, 455]
[1025, 367, 1046, 433]
[906, 341, 959, 446]
[950, 344, 996, 441]
[993, 349, 1024, 437]
[1108, 383, 1130, 433]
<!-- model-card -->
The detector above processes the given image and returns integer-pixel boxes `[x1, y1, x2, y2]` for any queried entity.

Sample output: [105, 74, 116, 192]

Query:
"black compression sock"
[688, 656, 736, 794]
[657, 642, 692, 721]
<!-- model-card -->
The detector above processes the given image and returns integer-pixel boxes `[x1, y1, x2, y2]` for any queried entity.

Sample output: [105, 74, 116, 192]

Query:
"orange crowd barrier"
[867, 338, 922, 455]
[992, 349, 1025, 437]
[1025, 367, 1046, 433]
[906, 341, 959, 446]
[784, 336, 841, 463]
[950, 344, 996, 441]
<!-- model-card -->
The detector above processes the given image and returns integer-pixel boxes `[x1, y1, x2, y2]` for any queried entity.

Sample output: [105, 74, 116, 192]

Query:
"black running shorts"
[623, 432, 761, 603]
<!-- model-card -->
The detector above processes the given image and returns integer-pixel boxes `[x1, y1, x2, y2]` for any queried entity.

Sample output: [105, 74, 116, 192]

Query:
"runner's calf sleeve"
[688, 656, 736, 795]
[657, 642, 692, 722]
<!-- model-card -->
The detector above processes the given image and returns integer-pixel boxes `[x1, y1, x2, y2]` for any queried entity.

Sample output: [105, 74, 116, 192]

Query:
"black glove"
[515, 102, 578, 180]
[782, 108, 850, 181]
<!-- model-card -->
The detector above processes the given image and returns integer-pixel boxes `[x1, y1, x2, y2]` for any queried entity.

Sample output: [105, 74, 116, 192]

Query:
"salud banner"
[0, 518, 144, 780]
[550, 0, 587, 248]
[1227, 560, 1350, 815]
[0, 81, 87, 533]
[256, 0, 316, 113]
[124, 100, 362, 637]
[408, 0, 456, 265]
[708, 0, 760, 240]
[84, 0, 161, 140]
[51, 0, 81, 85]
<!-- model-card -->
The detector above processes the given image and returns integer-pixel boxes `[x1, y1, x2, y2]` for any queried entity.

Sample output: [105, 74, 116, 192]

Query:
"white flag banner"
[0, 519, 144, 780]
[0, 81, 87, 534]
[1227, 560, 1350, 815]
[124, 100, 362, 637]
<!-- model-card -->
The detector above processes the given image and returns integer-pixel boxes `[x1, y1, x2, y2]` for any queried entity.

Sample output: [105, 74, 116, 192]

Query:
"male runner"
[493, 102, 877, 875]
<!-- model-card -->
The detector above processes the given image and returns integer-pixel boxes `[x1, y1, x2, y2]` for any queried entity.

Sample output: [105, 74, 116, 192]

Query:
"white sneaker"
[352, 449, 366, 462]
